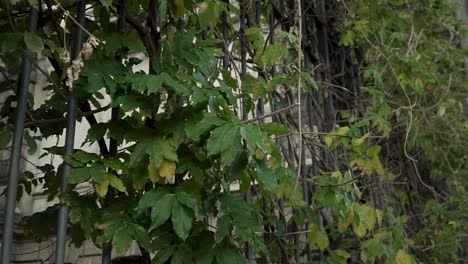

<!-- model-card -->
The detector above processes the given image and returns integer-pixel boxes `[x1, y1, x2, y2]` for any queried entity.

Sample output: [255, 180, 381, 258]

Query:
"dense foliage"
[0, 0, 466, 263]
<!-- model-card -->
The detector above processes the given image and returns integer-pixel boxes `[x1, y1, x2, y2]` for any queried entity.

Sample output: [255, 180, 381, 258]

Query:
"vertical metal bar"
[55, 1, 86, 263]
[239, 0, 247, 80]
[299, 1, 311, 260]
[102, 1, 125, 263]
[0, 6, 39, 263]
[222, 0, 230, 68]
[239, 1, 252, 260]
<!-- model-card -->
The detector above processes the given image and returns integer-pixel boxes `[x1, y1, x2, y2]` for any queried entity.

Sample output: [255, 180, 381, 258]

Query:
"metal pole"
[55, 1, 86, 263]
[221, 0, 229, 68]
[101, 1, 125, 263]
[238, 1, 253, 261]
[0, 6, 39, 263]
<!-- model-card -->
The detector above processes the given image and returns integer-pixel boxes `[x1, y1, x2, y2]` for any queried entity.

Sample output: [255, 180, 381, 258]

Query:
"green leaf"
[172, 203, 193, 240]
[73, 150, 100, 163]
[185, 114, 226, 141]
[174, 0, 186, 18]
[24, 133, 37, 155]
[324, 135, 333, 147]
[102, 157, 124, 171]
[113, 226, 133, 254]
[0, 128, 12, 149]
[362, 239, 388, 262]
[162, 74, 188, 95]
[245, 27, 264, 50]
[63, 156, 84, 168]
[131, 74, 164, 94]
[129, 141, 150, 168]
[24, 32, 43, 53]
[215, 244, 247, 264]
[220, 195, 261, 240]
[100, 0, 112, 8]
[194, 233, 215, 264]
[396, 249, 414, 264]
[146, 138, 178, 167]
[69, 167, 90, 184]
[107, 174, 128, 194]
[89, 162, 107, 183]
[129, 224, 152, 251]
[257, 44, 285, 67]
[307, 223, 329, 251]
[240, 124, 270, 153]
[340, 30, 355, 46]
[335, 249, 352, 259]
[137, 189, 170, 213]
[86, 123, 107, 143]
[153, 246, 175, 264]
[367, 145, 381, 157]
[260, 123, 289, 135]
[148, 161, 160, 184]
[171, 245, 192, 264]
[207, 123, 241, 164]
[176, 192, 197, 211]
[199, 0, 220, 29]
[302, 72, 319, 90]
[256, 161, 278, 193]
[95, 176, 109, 197]
[130, 159, 150, 190]
[214, 215, 231, 244]
[150, 194, 175, 231]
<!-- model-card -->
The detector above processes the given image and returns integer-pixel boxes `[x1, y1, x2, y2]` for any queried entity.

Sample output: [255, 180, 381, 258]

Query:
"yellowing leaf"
[363, 204, 377, 231]
[159, 160, 176, 180]
[324, 135, 333, 147]
[266, 156, 277, 168]
[376, 209, 384, 227]
[373, 231, 390, 241]
[335, 249, 351, 258]
[396, 250, 414, 264]
[382, 172, 397, 181]
[174, 0, 186, 18]
[353, 222, 367, 238]
[95, 175, 109, 197]
[307, 223, 329, 251]
[350, 156, 384, 177]
[335, 126, 350, 136]
[355, 133, 370, 145]
[361, 252, 368, 263]
[338, 207, 354, 232]
[255, 148, 264, 160]
[148, 161, 160, 184]
[331, 171, 342, 178]
[437, 104, 446, 117]
[372, 156, 385, 177]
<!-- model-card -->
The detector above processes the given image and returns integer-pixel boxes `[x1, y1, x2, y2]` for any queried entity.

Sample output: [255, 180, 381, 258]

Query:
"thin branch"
[244, 103, 299, 123]
[24, 105, 111, 127]
[294, 0, 304, 194]
[52, 0, 101, 42]
[300, 176, 360, 188]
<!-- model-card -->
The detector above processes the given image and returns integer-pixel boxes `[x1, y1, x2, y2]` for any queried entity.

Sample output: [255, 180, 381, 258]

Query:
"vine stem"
[52, 0, 101, 42]
[244, 103, 299, 124]
[293, 0, 303, 194]
[339, 0, 416, 162]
